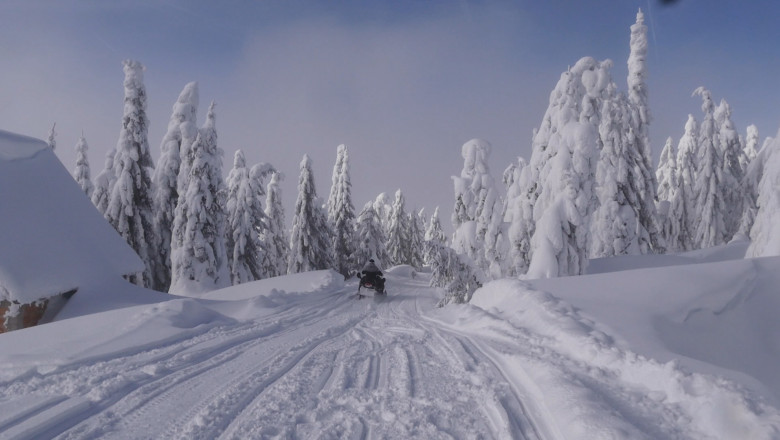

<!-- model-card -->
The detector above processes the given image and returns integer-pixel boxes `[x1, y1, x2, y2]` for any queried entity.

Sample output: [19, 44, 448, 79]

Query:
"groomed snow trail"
[0, 274, 541, 439]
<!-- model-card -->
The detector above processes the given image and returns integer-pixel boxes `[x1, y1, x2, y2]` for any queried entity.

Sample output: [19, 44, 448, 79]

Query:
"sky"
[1, 0, 780, 235]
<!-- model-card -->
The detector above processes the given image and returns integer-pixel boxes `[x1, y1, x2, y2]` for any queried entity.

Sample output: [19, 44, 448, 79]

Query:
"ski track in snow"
[1, 272, 777, 439]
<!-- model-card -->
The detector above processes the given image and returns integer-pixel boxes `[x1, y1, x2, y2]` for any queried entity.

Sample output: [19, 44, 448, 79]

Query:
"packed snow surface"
[1, 251, 779, 439]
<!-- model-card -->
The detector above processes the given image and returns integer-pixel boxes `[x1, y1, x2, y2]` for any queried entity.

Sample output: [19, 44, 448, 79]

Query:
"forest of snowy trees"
[58, 9, 780, 306]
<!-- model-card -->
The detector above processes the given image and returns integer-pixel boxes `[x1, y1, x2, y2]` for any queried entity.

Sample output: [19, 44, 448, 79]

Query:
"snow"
[0, 131, 143, 304]
[1, 244, 779, 438]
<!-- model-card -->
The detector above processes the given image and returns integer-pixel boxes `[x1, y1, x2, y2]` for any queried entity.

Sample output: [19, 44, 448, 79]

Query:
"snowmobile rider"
[360, 259, 385, 290]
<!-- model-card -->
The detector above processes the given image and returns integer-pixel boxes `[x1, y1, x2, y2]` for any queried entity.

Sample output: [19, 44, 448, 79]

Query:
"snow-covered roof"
[0, 129, 144, 304]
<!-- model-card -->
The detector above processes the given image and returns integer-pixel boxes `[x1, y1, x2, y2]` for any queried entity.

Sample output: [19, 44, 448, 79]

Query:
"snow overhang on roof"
[0, 129, 144, 304]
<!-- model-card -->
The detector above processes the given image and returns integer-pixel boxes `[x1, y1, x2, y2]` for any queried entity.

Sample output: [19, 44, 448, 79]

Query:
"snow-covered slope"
[0, 130, 144, 304]
[0, 251, 779, 439]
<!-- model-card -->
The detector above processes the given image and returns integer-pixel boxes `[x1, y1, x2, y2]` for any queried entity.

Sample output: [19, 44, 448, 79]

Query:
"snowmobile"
[357, 273, 386, 299]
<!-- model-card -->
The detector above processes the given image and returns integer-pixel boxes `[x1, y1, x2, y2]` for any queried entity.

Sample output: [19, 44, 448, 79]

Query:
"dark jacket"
[361, 261, 382, 276]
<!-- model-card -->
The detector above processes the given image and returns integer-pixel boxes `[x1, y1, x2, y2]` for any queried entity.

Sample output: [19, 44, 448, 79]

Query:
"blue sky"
[2, 0, 779, 233]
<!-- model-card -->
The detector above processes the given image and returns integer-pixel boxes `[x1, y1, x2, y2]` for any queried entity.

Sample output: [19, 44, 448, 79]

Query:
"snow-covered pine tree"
[72, 134, 93, 198]
[288, 155, 335, 274]
[655, 137, 677, 250]
[591, 83, 661, 257]
[625, 7, 665, 254]
[385, 189, 411, 266]
[673, 115, 699, 251]
[104, 60, 159, 288]
[354, 202, 389, 269]
[739, 127, 767, 237]
[262, 171, 289, 278]
[505, 157, 533, 276]
[225, 150, 264, 284]
[91, 149, 116, 217]
[451, 139, 502, 276]
[430, 245, 482, 307]
[746, 131, 780, 257]
[656, 137, 677, 203]
[327, 144, 357, 278]
[525, 57, 605, 278]
[169, 102, 230, 293]
[151, 81, 199, 291]
[46, 123, 56, 150]
[373, 193, 392, 235]
[407, 208, 426, 269]
[249, 162, 275, 277]
[691, 87, 727, 248]
[423, 206, 447, 266]
[715, 99, 745, 239]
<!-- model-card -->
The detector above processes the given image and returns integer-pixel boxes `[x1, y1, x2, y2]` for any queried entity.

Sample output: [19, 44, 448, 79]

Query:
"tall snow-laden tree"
[327, 144, 357, 278]
[655, 137, 677, 250]
[591, 83, 661, 258]
[739, 127, 767, 237]
[373, 192, 392, 234]
[715, 99, 745, 239]
[288, 155, 334, 274]
[354, 202, 389, 269]
[423, 206, 447, 266]
[72, 134, 94, 198]
[262, 171, 289, 278]
[670, 115, 699, 251]
[742, 124, 759, 171]
[625, 7, 665, 254]
[656, 137, 677, 203]
[747, 132, 780, 257]
[225, 150, 265, 284]
[91, 149, 116, 217]
[505, 157, 533, 276]
[525, 57, 606, 278]
[451, 139, 503, 277]
[46, 123, 56, 150]
[105, 60, 159, 288]
[152, 81, 199, 291]
[169, 101, 230, 294]
[691, 87, 727, 249]
[408, 209, 426, 269]
[386, 189, 411, 266]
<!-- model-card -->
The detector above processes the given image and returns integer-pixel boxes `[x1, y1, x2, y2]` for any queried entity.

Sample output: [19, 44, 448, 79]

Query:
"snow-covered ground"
[1, 246, 779, 439]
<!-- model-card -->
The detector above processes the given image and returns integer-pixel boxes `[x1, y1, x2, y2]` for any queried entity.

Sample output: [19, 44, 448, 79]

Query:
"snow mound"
[467, 278, 780, 439]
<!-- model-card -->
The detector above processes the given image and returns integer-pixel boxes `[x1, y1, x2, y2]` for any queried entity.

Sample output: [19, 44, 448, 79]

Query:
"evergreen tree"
[691, 87, 727, 248]
[373, 193, 392, 235]
[72, 134, 93, 198]
[739, 126, 765, 237]
[288, 155, 334, 274]
[262, 171, 289, 278]
[715, 99, 745, 238]
[169, 102, 230, 293]
[655, 137, 677, 250]
[327, 144, 357, 278]
[591, 85, 660, 257]
[354, 202, 389, 268]
[525, 57, 606, 278]
[152, 81, 199, 291]
[225, 150, 265, 284]
[407, 209, 426, 269]
[429, 244, 482, 307]
[674, 115, 698, 251]
[746, 132, 780, 257]
[423, 206, 447, 266]
[105, 60, 159, 288]
[91, 149, 116, 217]
[505, 157, 533, 276]
[385, 189, 411, 266]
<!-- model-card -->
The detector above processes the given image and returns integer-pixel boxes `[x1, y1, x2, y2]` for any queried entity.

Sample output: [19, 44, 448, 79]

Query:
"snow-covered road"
[1, 267, 778, 439]
[0, 273, 543, 439]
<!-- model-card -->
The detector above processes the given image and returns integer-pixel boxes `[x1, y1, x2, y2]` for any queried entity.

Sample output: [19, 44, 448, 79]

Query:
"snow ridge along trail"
[0, 268, 778, 439]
